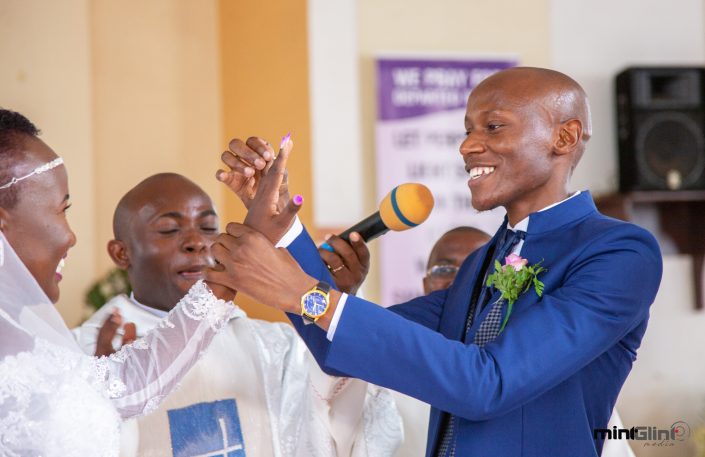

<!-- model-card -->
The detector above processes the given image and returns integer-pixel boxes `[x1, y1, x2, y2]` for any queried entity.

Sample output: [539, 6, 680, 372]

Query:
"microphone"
[321, 183, 434, 251]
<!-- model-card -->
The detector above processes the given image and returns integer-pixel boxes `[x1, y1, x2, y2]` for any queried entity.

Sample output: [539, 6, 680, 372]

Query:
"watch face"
[303, 291, 328, 317]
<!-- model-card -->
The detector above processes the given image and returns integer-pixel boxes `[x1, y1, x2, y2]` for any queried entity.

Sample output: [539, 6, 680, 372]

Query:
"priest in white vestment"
[74, 173, 402, 457]
[77, 294, 401, 457]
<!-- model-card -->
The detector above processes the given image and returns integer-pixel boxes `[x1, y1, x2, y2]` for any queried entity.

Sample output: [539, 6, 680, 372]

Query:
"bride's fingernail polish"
[280, 132, 291, 149]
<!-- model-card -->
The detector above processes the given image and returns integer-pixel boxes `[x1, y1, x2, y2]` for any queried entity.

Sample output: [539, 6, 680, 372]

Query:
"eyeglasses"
[425, 264, 459, 279]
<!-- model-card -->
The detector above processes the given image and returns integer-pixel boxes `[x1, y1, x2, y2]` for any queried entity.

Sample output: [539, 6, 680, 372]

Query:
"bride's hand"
[219, 134, 301, 244]
[218, 136, 282, 209]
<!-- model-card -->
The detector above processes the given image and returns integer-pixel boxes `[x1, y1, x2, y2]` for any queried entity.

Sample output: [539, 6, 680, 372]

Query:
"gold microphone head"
[379, 183, 434, 231]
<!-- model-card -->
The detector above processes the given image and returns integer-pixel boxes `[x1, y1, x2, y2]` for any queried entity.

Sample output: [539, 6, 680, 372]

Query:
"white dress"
[0, 281, 235, 457]
[74, 295, 403, 457]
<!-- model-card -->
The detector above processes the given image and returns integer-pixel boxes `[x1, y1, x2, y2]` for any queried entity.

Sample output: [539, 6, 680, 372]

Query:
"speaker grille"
[616, 67, 705, 191]
[635, 112, 705, 189]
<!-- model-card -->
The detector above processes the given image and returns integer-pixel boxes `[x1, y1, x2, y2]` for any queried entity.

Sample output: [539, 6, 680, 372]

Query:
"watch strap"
[316, 281, 331, 294]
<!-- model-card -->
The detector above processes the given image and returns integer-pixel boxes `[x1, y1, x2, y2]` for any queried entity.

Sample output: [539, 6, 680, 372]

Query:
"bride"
[0, 109, 236, 456]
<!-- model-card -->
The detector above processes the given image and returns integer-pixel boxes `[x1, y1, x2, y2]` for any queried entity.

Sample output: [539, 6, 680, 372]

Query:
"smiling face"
[460, 67, 590, 225]
[109, 174, 218, 312]
[0, 136, 76, 303]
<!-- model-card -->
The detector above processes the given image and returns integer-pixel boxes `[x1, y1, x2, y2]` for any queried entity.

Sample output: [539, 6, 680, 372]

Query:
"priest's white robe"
[75, 295, 403, 457]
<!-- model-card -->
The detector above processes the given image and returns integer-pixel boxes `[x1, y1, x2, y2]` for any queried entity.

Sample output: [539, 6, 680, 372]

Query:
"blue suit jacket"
[286, 192, 662, 457]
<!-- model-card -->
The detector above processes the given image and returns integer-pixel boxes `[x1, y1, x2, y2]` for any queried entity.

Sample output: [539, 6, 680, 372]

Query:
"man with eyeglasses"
[423, 227, 491, 295]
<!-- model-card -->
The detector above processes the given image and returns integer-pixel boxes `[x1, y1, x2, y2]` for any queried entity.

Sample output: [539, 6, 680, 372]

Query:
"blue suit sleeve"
[284, 226, 447, 374]
[321, 226, 662, 421]
[283, 227, 341, 373]
[388, 290, 446, 331]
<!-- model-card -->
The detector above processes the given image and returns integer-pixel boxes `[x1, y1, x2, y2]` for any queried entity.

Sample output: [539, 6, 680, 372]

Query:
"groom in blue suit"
[209, 67, 663, 456]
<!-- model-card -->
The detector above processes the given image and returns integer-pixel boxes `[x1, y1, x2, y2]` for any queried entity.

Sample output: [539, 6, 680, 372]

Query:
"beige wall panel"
[0, 0, 94, 326]
[219, 0, 313, 323]
[91, 0, 223, 275]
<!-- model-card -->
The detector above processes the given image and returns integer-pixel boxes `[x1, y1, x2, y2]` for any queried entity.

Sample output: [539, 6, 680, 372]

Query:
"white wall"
[91, 0, 223, 275]
[0, 1, 224, 326]
[550, 1, 705, 456]
[551, 0, 705, 195]
[308, 0, 364, 227]
[621, 256, 705, 457]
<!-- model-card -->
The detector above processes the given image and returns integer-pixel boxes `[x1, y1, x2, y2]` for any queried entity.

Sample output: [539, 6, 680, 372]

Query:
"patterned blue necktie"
[472, 229, 525, 346]
[435, 228, 526, 457]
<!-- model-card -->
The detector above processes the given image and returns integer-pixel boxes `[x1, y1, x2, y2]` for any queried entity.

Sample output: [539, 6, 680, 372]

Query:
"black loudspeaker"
[616, 67, 705, 191]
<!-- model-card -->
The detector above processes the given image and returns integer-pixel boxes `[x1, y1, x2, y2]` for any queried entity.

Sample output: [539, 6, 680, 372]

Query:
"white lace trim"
[143, 395, 165, 415]
[180, 280, 234, 330]
[363, 386, 404, 456]
[91, 357, 127, 399]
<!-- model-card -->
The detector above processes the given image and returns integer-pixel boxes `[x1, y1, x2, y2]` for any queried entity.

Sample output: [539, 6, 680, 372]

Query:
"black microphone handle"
[339, 211, 390, 243]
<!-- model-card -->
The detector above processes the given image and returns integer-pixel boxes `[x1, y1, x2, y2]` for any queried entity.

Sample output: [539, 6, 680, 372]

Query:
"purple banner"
[374, 56, 516, 306]
[377, 58, 516, 121]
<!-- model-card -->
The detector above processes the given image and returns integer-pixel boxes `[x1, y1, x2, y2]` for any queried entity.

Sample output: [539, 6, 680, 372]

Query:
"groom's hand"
[207, 222, 316, 314]
[207, 222, 343, 330]
[204, 280, 237, 302]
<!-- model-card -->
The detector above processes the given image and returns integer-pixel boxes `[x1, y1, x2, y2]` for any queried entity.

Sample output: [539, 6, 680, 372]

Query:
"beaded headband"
[0, 158, 64, 190]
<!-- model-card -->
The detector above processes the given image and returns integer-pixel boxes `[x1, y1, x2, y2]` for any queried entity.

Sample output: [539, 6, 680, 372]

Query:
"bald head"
[113, 173, 212, 240]
[461, 67, 592, 223]
[423, 226, 491, 294]
[426, 227, 491, 270]
[478, 67, 592, 157]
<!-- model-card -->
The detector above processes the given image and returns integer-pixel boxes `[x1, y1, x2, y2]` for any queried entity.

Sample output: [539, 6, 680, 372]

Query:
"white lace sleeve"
[92, 280, 235, 419]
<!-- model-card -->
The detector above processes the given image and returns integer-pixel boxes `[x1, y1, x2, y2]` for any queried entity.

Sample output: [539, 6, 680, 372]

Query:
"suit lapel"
[426, 408, 444, 457]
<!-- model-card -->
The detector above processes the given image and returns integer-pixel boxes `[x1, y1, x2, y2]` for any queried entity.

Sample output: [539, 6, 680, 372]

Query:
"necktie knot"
[498, 228, 525, 261]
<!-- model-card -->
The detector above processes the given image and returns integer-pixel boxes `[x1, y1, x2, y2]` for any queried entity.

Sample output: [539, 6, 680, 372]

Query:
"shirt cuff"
[275, 216, 303, 248]
[326, 293, 348, 341]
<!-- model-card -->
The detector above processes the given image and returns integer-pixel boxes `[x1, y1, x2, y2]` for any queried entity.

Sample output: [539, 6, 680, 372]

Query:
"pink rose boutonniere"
[485, 254, 547, 332]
